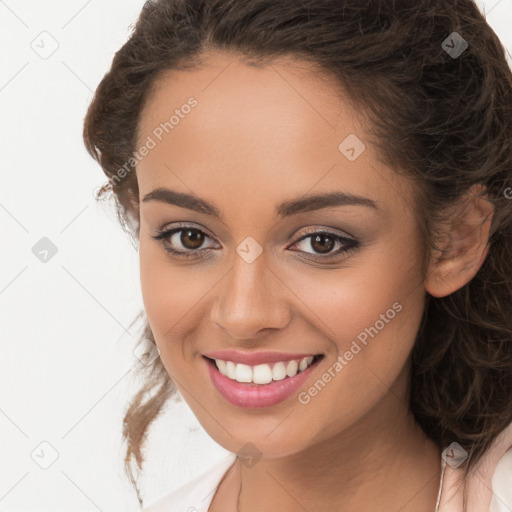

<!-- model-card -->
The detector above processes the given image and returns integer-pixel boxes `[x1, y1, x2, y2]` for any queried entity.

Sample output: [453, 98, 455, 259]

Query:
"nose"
[209, 251, 292, 340]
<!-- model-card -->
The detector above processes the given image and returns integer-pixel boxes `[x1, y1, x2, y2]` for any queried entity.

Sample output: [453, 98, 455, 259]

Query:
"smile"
[212, 355, 319, 384]
[202, 352, 325, 408]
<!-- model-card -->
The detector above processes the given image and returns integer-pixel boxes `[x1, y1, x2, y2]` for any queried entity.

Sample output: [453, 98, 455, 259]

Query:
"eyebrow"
[142, 187, 378, 219]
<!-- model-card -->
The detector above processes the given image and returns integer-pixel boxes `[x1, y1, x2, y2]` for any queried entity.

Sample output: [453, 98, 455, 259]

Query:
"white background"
[1, 1, 511, 511]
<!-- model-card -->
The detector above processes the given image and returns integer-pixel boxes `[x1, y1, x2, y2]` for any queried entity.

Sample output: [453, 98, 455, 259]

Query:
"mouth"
[202, 353, 325, 408]
[202, 354, 324, 385]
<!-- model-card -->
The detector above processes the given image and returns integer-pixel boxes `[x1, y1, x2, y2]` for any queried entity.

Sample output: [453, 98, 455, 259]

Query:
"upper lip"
[203, 349, 321, 366]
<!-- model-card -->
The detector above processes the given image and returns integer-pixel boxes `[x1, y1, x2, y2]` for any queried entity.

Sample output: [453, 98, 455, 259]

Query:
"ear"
[424, 184, 494, 298]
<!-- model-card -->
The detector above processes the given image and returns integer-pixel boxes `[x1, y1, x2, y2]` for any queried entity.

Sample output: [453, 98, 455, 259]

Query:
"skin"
[133, 50, 493, 511]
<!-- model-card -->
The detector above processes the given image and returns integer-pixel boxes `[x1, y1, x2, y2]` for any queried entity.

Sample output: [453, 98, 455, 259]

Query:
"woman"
[83, 0, 512, 510]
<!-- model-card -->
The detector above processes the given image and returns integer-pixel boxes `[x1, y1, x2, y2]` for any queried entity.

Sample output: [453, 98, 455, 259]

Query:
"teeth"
[253, 364, 273, 384]
[214, 356, 316, 384]
[235, 363, 253, 383]
[226, 360, 236, 379]
[286, 359, 298, 377]
[299, 357, 310, 371]
[272, 362, 287, 381]
[216, 359, 227, 375]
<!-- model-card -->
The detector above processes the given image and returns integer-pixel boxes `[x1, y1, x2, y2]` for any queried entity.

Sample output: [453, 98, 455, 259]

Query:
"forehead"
[138, 50, 350, 133]
[135, 51, 412, 217]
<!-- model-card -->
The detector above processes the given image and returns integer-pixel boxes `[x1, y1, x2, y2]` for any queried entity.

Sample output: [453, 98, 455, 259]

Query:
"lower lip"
[204, 356, 323, 408]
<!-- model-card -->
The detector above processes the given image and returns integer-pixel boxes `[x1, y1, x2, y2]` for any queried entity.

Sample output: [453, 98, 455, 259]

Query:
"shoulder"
[141, 453, 237, 512]
[439, 422, 512, 511]
[491, 445, 512, 512]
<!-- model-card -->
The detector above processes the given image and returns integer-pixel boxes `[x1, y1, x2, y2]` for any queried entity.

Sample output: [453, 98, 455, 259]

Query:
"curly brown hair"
[82, 0, 512, 507]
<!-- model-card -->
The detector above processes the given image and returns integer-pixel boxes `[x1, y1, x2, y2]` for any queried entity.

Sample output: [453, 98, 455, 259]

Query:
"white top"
[142, 448, 512, 512]
[491, 447, 512, 511]
[143, 453, 237, 512]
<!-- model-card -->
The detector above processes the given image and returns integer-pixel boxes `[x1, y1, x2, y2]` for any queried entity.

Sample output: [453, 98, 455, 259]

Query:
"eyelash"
[151, 224, 360, 262]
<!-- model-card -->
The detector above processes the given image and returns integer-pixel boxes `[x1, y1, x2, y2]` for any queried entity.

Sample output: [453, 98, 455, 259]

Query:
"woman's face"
[135, 51, 428, 458]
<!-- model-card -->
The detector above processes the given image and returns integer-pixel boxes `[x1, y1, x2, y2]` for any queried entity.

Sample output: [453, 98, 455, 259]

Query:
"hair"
[83, 0, 512, 507]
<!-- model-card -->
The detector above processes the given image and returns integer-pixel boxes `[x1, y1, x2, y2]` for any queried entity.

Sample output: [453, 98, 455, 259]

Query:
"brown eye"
[152, 226, 218, 259]
[310, 234, 335, 254]
[289, 230, 360, 261]
[180, 229, 204, 250]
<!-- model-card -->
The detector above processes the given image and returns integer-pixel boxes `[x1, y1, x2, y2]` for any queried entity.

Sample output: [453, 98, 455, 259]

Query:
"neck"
[232, 369, 442, 512]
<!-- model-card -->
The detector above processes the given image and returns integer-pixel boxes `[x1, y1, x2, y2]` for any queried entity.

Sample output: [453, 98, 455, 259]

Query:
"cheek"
[289, 238, 423, 345]
[139, 240, 198, 356]
[287, 243, 426, 424]
[293, 271, 423, 379]
[138, 238, 223, 375]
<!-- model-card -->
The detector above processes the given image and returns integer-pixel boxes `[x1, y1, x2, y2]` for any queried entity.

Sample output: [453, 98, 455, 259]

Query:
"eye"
[288, 229, 359, 261]
[152, 225, 218, 260]
[152, 224, 360, 262]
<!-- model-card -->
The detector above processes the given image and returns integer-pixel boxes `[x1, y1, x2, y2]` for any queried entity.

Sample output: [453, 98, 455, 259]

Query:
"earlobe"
[424, 185, 494, 298]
